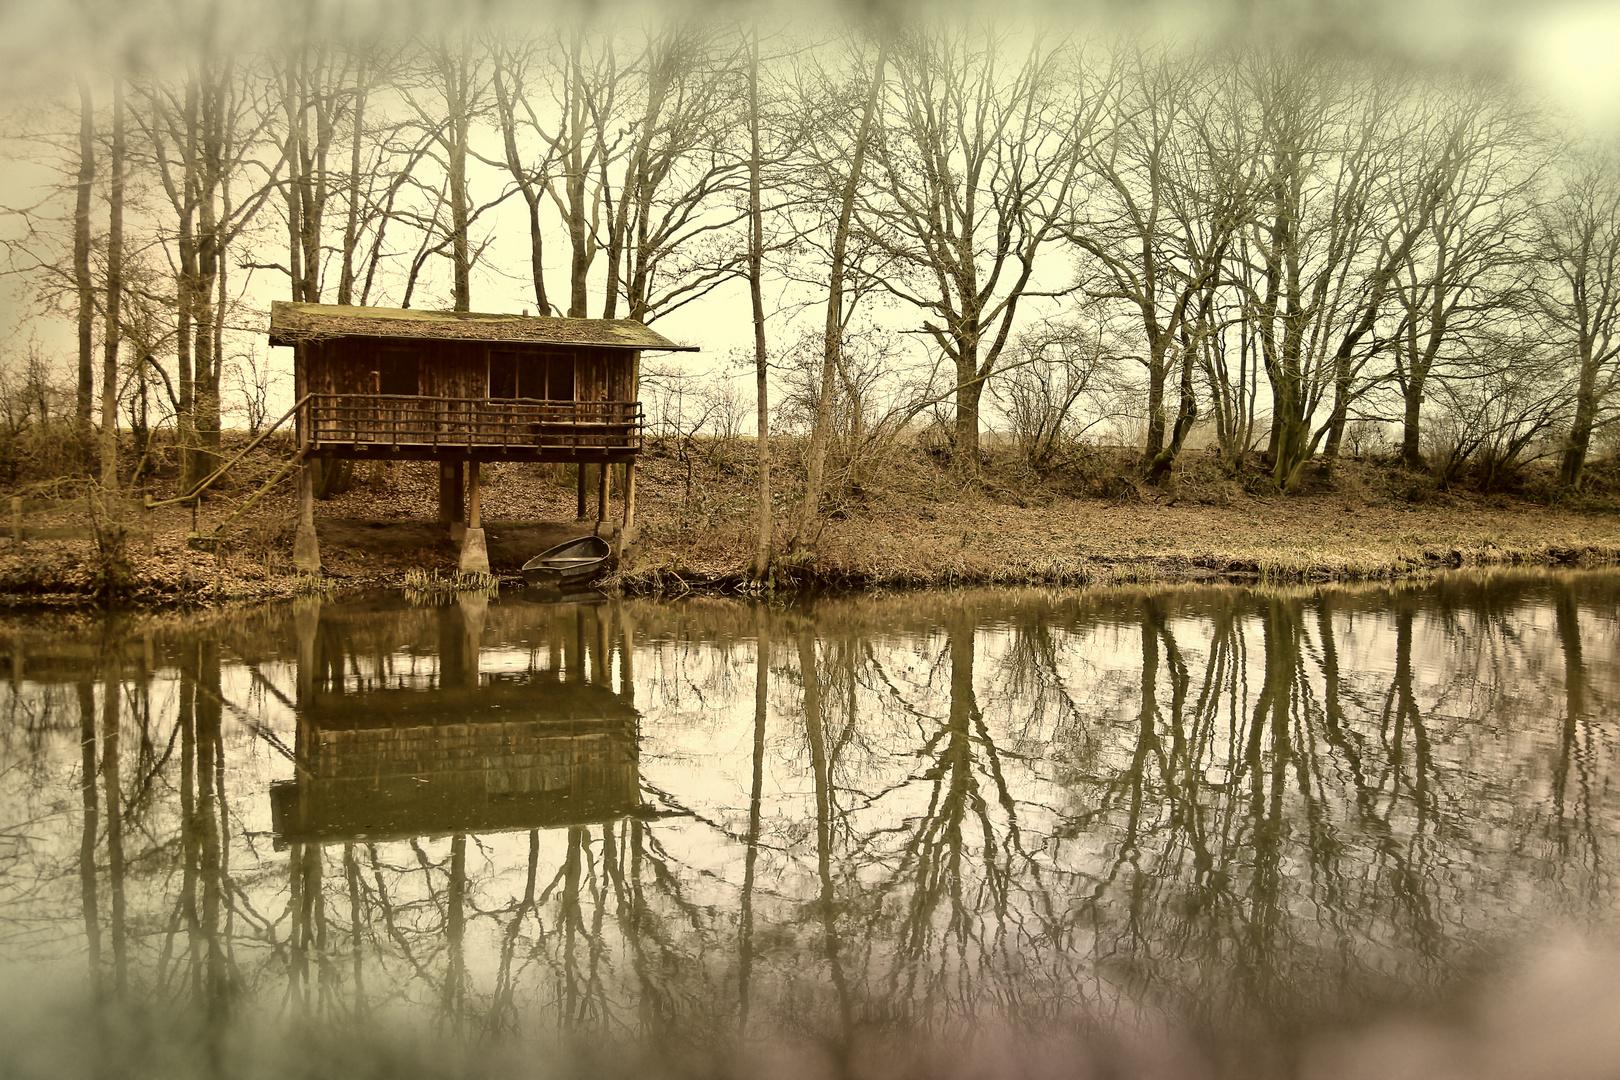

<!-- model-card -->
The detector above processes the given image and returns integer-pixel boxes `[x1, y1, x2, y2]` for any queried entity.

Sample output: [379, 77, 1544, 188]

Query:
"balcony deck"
[300, 394, 643, 462]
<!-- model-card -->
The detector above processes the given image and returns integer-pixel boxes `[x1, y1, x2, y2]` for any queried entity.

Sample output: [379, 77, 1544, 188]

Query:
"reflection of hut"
[273, 595, 642, 847]
[270, 678, 641, 847]
[266, 301, 698, 572]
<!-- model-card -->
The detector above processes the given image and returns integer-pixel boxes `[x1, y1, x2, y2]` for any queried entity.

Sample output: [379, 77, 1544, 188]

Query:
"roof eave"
[268, 328, 700, 352]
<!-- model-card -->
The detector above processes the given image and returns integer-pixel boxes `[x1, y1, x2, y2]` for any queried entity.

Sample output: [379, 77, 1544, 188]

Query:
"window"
[489, 351, 518, 398]
[377, 349, 418, 396]
[486, 348, 577, 400]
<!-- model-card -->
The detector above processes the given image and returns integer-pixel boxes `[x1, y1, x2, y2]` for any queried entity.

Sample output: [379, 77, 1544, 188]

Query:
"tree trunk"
[525, 193, 551, 315]
[953, 361, 984, 470]
[1399, 372, 1426, 470]
[190, 192, 221, 488]
[1559, 347, 1599, 489]
[337, 76, 367, 306]
[566, 29, 591, 319]
[747, 31, 772, 581]
[1148, 343, 1197, 484]
[1142, 338, 1168, 463]
[448, 53, 471, 313]
[101, 79, 125, 497]
[75, 77, 96, 434]
[1320, 349, 1353, 467]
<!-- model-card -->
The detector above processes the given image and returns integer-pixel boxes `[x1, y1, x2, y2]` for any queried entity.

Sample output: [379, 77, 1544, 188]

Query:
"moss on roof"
[268, 301, 699, 351]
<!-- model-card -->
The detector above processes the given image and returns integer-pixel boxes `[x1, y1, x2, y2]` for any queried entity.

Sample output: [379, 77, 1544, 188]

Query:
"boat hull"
[521, 534, 613, 591]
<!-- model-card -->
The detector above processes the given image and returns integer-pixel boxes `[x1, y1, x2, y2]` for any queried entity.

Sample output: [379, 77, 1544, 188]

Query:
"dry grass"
[2, 433, 1617, 605]
[615, 440, 1620, 594]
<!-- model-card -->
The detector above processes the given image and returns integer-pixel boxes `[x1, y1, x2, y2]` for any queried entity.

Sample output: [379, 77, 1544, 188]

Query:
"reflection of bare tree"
[101, 651, 127, 995]
[737, 605, 769, 1036]
[1548, 579, 1602, 894]
[872, 607, 1029, 1025]
[1039, 588, 1474, 1062]
[78, 677, 101, 993]
[444, 832, 467, 1029]
[798, 624, 854, 1059]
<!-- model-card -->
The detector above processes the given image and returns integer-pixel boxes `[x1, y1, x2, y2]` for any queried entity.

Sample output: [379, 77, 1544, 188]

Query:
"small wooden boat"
[521, 534, 613, 591]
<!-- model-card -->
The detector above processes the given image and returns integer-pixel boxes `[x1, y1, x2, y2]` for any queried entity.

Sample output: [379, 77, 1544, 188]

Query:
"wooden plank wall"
[297, 338, 633, 402]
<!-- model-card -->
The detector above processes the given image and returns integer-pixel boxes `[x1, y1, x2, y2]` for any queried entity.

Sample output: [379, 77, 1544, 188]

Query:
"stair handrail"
[146, 394, 311, 511]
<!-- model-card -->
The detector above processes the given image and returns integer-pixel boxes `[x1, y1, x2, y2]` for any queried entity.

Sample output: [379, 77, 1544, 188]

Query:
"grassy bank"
[3, 432, 1618, 606]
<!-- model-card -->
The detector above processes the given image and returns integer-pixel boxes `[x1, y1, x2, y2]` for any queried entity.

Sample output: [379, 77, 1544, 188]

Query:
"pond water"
[2, 572, 1619, 1080]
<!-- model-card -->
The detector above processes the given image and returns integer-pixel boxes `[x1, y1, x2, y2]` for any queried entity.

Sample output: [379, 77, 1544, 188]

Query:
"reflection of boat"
[521, 534, 612, 591]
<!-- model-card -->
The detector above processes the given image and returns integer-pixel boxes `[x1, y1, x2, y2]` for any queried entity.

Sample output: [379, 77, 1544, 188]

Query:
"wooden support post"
[458, 459, 489, 575]
[619, 608, 635, 706]
[622, 460, 637, 544]
[597, 458, 610, 524]
[595, 611, 611, 688]
[443, 460, 466, 542]
[457, 592, 488, 675]
[294, 600, 318, 708]
[293, 460, 321, 573]
[10, 496, 21, 549]
[575, 463, 589, 521]
[437, 461, 456, 524]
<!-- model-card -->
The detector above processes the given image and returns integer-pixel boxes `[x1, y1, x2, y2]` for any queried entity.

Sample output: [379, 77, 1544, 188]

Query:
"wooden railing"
[304, 395, 644, 454]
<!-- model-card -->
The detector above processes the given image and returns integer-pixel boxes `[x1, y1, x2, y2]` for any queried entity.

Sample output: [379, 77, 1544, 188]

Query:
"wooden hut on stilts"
[267, 302, 698, 573]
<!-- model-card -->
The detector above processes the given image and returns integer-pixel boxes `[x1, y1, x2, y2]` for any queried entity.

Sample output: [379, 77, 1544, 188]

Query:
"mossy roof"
[268, 301, 699, 351]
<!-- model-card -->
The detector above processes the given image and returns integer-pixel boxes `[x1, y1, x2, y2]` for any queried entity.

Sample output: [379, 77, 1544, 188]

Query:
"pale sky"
[2, 0, 1619, 419]
[1519, 1, 1620, 134]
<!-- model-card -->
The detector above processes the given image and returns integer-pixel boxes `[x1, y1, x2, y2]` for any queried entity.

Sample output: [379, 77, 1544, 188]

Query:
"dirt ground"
[3, 435, 1618, 606]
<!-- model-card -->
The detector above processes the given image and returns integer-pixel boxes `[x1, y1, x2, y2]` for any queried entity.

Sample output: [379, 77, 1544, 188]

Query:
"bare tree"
[1233, 49, 1422, 489]
[604, 20, 748, 324]
[1424, 331, 1569, 488]
[486, 30, 560, 315]
[1387, 77, 1543, 472]
[400, 31, 489, 311]
[1536, 144, 1620, 489]
[1138, 49, 1253, 482]
[485, 19, 747, 323]
[994, 318, 1114, 473]
[792, 27, 889, 551]
[267, 2, 378, 305]
[131, 26, 287, 485]
[861, 24, 1098, 475]
[1066, 40, 1221, 474]
[549, 23, 623, 318]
